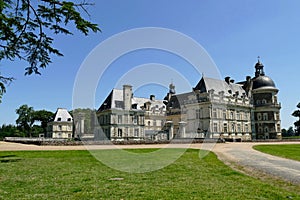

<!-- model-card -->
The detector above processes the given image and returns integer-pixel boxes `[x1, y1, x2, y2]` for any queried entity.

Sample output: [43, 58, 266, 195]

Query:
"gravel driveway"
[209, 142, 300, 184]
[1, 141, 299, 184]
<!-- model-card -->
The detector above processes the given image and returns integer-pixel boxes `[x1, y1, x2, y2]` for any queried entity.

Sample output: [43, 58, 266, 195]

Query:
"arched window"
[257, 113, 262, 120]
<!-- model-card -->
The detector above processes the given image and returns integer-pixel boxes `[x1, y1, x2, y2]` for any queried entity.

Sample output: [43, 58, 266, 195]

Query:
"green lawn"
[253, 144, 300, 161]
[0, 149, 299, 199]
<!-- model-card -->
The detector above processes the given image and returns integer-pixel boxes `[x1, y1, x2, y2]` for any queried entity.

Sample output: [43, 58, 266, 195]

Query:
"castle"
[96, 59, 281, 141]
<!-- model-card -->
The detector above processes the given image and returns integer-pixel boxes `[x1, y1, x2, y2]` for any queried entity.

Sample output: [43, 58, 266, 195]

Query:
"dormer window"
[67, 118, 71, 122]
[57, 117, 61, 121]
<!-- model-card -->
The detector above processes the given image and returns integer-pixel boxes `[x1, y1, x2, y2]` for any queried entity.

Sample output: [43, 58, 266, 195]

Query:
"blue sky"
[1, 0, 300, 129]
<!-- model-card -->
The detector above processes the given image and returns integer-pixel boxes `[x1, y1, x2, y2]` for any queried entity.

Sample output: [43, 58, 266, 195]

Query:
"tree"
[0, 124, 24, 140]
[33, 109, 54, 134]
[0, 0, 100, 102]
[15, 104, 35, 137]
[292, 102, 300, 136]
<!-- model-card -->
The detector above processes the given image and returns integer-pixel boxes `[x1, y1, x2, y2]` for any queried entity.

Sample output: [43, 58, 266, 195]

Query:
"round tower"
[251, 59, 281, 140]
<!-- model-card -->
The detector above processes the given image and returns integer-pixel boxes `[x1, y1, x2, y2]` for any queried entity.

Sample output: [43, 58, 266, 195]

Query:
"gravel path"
[209, 142, 300, 184]
[1, 141, 299, 184]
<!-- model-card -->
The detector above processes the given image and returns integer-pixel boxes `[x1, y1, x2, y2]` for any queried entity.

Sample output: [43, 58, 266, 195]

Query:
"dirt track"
[1, 141, 300, 184]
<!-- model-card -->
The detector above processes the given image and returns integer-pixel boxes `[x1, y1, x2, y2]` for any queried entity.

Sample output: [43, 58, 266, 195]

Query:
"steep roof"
[98, 88, 165, 112]
[53, 108, 73, 122]
[194, 77, 246, 97]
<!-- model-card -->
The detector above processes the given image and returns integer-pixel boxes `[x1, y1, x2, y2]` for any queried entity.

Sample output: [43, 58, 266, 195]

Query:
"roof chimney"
[230, 79, 235, 83]
[150, 95, 155, 101]
[123, 85, 132, 110]
[225, 76, 230, 84]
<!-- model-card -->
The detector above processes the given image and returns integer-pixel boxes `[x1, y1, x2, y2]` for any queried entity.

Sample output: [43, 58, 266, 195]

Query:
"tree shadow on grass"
[0, 155, 22, 163]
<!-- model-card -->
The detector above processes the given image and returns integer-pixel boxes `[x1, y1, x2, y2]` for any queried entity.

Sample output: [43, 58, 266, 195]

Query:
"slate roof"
[194, 77, 246, 97]
[53, 108, 73, 122]
[98, 88, 166, 112]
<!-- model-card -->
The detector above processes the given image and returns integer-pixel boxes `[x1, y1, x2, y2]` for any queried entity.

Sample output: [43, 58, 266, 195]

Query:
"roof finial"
[202, 72, 204, 77]
[257, 56, 260, 63]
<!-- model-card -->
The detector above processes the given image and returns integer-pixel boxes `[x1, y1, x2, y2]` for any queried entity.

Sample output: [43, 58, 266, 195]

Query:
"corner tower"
[251, 59, 281, 139]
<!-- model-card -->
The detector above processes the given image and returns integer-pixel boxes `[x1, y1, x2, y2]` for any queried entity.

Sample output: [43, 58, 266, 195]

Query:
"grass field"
[0, 149, 299, 199]
[253, 144, 300, 161]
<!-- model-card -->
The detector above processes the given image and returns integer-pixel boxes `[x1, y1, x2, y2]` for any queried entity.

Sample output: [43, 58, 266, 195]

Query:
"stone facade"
[96, 85, 166, 141]
[96, 59, 281, 141]
[164, 59, 281, 141]
[47, 108, 73, 139]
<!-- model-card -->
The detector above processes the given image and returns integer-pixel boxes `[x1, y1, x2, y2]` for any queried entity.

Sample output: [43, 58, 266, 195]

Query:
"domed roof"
[252, 75, 276, 90]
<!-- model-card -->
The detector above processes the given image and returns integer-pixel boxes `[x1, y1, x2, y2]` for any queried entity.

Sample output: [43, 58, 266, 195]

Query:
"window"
[245, 124, 249, 133]
[276, 113, 280, 120]
[57, 117, 61, 121]
[68, 134, 72, 138]
[148, 121, 151, 126]
[58, 125, 62, 131]
[118, 115, 122, 124]
[240, 112, 244, 120]
[263, 113, 268, 121]
[213, 123, 218, 132]
[117, 129, 122, 137]
[237, 124, 241, 133]
[236, 111, 240, 120]
[230, 111, 234, 119]
[196, 109, 201, 119]
[223, 110, 227, 119]
[231, 123, 235, 132]
[223, 123, 228, 133]
[257, 113, 262, 120]
[262, 99, 267, 104]
[67, 118, 71, 121]
[132, 115, 138, 124]
[213, 108, 217, 118]
[277, 124, 281, 132]
[153, 120, 157, 127]
[134, 128, 139, 137]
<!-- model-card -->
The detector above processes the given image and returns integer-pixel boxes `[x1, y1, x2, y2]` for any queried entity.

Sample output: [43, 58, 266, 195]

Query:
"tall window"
[213, 108, 217, 118]
[230, 111, 234, 119]
[236, 111, 240, 120]
[124, 114, 129, 124]
[132, 115, 137, 124]
[237, 124, 241, 133]
[134, 128, 139, 137]
[263, 113, 268, 121]
[257, 113, 262, 120]
[223, 110, 227, 119]
[224, 123, 228, 133]
[231, 123, 235, 133]
[118, 129, 122, 137]
[196, 109, 200, 119]
[118, 115, 122, 124]
[245, 124, 249, 133]
[213, 123, 218, 132]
